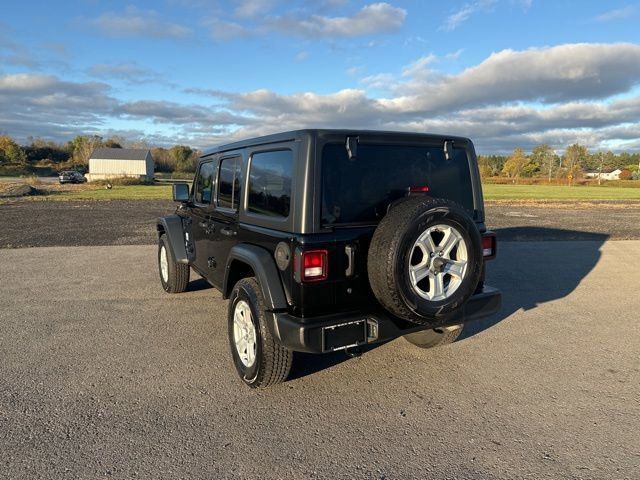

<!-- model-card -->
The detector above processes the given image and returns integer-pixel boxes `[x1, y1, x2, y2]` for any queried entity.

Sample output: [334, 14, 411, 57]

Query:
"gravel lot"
[1, 242, 638, 479]
[0, 200, 173, 248]
[1, 199, 639, 248]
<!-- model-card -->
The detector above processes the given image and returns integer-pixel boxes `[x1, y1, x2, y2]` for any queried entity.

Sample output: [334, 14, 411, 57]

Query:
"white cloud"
[206, 19, 251, 41]
[359, 73, 396, 91]
[445, 49, 464, 61]
[234, 0, 276, 18]
[346, 66, 364, 76]
[384, 43, 640, 113]
[268, 2, 406, 38]
[595, 5, 637, 22]
[4, 43, 640, 153]
[91, 7, 191, 39]
[401, 54, 438, 78]
[87, 63, 161, 84]
[441, 0, 496, 31]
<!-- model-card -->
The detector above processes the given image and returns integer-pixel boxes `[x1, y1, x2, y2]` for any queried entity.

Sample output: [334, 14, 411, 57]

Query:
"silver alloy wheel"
[408, 224, 468, 301]
[160, 245, 169, 283]
[233, 300, 257, 368]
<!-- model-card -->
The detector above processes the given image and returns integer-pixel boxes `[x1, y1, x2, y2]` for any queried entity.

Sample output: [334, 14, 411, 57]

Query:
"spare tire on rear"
[367, 196, 483, 325]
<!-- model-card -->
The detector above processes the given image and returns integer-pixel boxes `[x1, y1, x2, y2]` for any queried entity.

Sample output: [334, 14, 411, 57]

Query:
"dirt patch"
[0, 184, 39, 198]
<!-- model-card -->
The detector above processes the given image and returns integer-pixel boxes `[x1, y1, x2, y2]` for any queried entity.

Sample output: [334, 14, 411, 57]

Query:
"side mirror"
[173, 183, 190, 202]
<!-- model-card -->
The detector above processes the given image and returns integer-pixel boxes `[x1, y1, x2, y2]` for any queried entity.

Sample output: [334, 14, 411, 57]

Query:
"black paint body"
[158, 129, 501, 353]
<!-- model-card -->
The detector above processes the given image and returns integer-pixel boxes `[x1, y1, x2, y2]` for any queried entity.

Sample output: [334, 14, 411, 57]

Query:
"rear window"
[321, 143, 474, 225]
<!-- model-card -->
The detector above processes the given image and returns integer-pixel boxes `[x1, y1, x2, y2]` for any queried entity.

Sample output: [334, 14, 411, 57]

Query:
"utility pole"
[598, 154, 603, 186]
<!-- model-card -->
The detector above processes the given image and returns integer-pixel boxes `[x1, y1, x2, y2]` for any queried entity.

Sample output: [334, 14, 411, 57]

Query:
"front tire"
[158, 234, 190, 293]
[228, 278, 292, 388]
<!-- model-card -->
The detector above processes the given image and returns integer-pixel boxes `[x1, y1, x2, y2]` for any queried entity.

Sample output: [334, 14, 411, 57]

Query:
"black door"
[189, 160, 217, 277]
[208, 155, 242, 287]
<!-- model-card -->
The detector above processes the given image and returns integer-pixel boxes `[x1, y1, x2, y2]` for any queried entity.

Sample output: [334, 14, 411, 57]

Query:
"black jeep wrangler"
[157, 130, 501, 388]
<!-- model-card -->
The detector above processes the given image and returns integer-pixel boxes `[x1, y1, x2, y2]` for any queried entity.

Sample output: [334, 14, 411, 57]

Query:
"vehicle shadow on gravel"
[290, 227, 609, 381]
[187, 278, 214, 292]
[459, 226, 609, 340]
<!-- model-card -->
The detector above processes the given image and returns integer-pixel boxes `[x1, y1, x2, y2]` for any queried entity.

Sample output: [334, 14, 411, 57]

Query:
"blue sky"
[1, 0, 640, 152]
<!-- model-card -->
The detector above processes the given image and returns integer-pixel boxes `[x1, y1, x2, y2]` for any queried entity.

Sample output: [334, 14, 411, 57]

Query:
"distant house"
[585, 169, 622, 181]
[86, 148, 154, 182]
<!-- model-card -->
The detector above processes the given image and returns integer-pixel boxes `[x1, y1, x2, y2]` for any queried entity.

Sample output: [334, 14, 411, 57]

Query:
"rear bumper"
[271, 286, 502, 353]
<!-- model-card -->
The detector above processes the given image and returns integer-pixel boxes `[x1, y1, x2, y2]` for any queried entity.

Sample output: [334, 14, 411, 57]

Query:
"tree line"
[2, 135, 640, 181]
[0, 135, 201, 174]
[479, 144, 640, 184]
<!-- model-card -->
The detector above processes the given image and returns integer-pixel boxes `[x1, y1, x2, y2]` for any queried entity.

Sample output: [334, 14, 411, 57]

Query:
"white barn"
[87, 148, 154, 182]
[585, 169, 622, 181]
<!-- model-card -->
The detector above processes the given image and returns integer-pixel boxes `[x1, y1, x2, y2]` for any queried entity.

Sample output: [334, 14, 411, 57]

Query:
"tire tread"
[159, 234, 190, 294]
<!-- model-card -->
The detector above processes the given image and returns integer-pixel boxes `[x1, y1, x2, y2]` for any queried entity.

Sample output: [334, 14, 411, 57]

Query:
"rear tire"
[404, 325, 463, 349]
[158, 234, 190, 293]
[228, 278, 292, 388]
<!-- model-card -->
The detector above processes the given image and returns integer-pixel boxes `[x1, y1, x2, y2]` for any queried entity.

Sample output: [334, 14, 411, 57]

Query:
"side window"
[194, 161, 215, 204]
[248, 150, 293, 218]
[218, 157, 242, 210]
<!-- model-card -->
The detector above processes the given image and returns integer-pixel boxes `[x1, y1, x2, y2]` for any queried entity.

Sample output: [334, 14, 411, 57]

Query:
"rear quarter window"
[247, 150, 293, 218]
[218, 157, 242, 210]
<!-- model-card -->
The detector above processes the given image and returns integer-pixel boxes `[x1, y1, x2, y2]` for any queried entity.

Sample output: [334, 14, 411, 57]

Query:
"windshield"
[321, 143, 474, 225]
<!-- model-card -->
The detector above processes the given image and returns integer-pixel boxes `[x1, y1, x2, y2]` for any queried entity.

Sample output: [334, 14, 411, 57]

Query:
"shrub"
[92, 176, 152, 186]
[619, 169, 632, 180]
[25, 175, 43, 186]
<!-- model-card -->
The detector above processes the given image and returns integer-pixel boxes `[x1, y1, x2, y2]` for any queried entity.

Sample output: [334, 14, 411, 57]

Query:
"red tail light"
[408, 185, 430, 193]
[482, 232, 496, 260]
[297, 250, 328, 282]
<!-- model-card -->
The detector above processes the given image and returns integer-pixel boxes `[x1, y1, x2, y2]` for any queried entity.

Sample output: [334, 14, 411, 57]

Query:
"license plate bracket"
[322, 319, 367, 352]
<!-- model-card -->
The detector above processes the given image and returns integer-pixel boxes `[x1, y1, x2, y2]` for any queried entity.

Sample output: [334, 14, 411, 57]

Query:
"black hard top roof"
[201, 129, 472, 157]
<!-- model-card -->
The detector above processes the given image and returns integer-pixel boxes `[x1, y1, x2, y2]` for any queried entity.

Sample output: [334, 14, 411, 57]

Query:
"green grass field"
[52, 183, 640, 202]
[4, 182, 640, 203]
[483, 183, 640, 201]
[42, 185, 173, 201]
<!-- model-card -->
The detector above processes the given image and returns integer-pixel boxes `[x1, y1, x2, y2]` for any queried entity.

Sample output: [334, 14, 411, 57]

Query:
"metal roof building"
[87, 148, 154, 182]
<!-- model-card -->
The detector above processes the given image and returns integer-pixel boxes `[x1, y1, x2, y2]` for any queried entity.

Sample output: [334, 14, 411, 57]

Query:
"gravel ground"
[0, 199, 638, 248]
[1, 242, 638, 479]
[485, 201, 640, 240]
[0, 200, 174, 248]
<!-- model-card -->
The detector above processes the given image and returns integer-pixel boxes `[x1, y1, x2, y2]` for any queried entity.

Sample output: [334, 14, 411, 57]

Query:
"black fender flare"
[223, 244, 287, 311]
[157, 215, 188, 264]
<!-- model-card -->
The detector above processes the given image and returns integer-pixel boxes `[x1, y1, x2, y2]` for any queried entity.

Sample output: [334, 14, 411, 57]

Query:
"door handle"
[345, 244, 355, 277]
[199, 220, 215, 235]
[221, 227, 236, 236]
